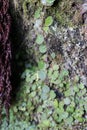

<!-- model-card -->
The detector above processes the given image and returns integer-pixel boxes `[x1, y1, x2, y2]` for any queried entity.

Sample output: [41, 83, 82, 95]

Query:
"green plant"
[41, 0, 55, 6]
[1, 0, 87, 129]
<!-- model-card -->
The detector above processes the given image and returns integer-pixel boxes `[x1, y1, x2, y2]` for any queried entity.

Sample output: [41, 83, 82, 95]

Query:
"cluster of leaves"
[1, 0, 87, 129]
[0, 0, 12, 120]
[1, 22, 87, 128]
[1, 59, 87, 129]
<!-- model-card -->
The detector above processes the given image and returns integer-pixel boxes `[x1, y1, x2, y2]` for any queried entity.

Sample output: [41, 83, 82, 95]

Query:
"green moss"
[22, 0, 29, 16]
[55, 11, 67, 25]
[46, 0, 82, 27]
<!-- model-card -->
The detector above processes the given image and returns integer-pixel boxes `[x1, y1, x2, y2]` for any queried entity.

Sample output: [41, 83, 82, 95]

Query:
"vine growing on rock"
[0, 0, 12, 121]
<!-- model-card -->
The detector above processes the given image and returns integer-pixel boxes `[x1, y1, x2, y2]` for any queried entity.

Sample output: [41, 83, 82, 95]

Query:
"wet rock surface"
[48, 25, 87, 86]
[1, 0, 87, 129]
[62, 27, 87, 86]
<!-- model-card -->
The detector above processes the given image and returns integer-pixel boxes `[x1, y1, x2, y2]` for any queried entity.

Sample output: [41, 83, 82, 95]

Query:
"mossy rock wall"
[1, 0, 87, 130]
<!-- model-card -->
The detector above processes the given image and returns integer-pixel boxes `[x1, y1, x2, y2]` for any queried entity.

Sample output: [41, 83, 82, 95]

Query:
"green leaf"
[47, 0, 55, 4]
[74, 76, 79, 82]
[49, 90, 56, 99]
[45, 16, 53, 26]
[48, 68, 53, 77]
[30, 92, 36, 98]
[77, 88, 86, 97]
[79, 83, 84, 89]
[64, 98, 71, 105]
[26, 75, 31, 82]
[73, 85, 79, 93]
[34, 8, 41, 19]
[27, 101, 32, 108]
[39, 45, 47, 53]
[51, 52, 55, 59]
[42, 120, 50, 127]
[41, 93, 48, 100]
[60, 112, 69, 119]
[43, 26, 49, 33]
[38, 61, 45, 69]
[42, 85, 50, 93]
[13, 107, 18, 113]
[65, 117, 73, 125]
[64, 89, 71, 96]
[61, 69, 69, 76]
[41, 0, 55, 6]
[53, 71, 59, 79]
[32, 84, 37, 91]
[19, 106, 26, 111]
[53, 64, 59, 70]
[37, 106, 43, 113]
[54, 99, 58, 108]
[66, 105, 74, 113]
[59, 101, 64, 108]
[38, 70, 46, 81]
[36, 34, 44, 44]
[41, 86, 50, 100]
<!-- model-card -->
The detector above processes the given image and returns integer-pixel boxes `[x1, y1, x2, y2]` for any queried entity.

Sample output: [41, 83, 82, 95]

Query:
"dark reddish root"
[0, 0, 12, 122]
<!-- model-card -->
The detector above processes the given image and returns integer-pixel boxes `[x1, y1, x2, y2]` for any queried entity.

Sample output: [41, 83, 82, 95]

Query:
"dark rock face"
[0, 0, 12, 120]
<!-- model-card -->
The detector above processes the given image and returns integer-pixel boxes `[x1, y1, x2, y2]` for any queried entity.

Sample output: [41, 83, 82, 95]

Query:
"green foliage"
[1, 0, 87, 129]
[64, 97, 71, 105]
[51, 52, 55, 59]
[44, 16, 53, 26]
[36, 34, 44, 44]
[38, 70, 47, 81]
[34, 8, 42, 19]
[1, 59, 86, 129]
[39, 45, 47, 53]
